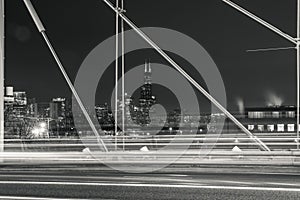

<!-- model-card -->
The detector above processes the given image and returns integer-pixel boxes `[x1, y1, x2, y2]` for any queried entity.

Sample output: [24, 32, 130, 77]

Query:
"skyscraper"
[50, 98, 66, 120]
[132, 60, 156, 126]
[13, 91, 27, 117]
[144, 59, 152, 84]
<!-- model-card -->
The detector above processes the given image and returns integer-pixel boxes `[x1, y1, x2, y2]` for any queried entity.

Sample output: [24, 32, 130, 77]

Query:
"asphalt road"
[0, 165, 299, 200]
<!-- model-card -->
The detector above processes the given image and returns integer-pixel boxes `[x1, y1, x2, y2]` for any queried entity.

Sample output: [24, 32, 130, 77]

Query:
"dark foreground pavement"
[0, 165, 299, 199]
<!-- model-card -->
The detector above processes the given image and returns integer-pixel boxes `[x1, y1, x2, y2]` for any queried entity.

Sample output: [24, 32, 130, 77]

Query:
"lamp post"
[114, 0, 119, 151]
[0, 0, 4, 153]
[121, 0, 125, 151]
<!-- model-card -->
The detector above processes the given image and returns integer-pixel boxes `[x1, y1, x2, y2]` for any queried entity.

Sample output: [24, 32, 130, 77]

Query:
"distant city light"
[39, 122, 46, 128]
[31, 128, 40, 136]
[39, 127, 46, 133]
[31, 122, 47, 138]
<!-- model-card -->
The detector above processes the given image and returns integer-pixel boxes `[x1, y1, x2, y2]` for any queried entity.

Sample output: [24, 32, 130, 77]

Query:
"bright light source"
[31, 128, 39, 135]
[40, 122, 46, 128]
[39, 128, 46, 133]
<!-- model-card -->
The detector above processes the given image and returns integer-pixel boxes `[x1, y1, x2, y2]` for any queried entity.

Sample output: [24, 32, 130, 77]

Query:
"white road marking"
[264, 182, 300, 187]
[167, 174, 189, 177]
[2, 168, 300, 178]
[215, 180, 257, 185]
[0, 196, 113, 200]
[0, 181, 299, 192]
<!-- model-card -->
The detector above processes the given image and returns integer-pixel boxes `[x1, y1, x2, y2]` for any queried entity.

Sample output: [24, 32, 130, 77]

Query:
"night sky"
[4, 0, 298, 111]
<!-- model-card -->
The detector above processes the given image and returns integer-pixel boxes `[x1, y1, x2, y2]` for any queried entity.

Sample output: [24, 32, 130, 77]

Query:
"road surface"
[0, 165, 299, 199]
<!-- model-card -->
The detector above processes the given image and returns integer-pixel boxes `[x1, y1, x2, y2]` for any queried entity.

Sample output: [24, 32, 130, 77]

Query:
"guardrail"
[0, 150, 299, 166]
[2, 135, 300, 152]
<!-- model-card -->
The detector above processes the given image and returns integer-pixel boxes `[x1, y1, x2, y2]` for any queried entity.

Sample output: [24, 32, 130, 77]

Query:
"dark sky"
[4, 0, 298, 111]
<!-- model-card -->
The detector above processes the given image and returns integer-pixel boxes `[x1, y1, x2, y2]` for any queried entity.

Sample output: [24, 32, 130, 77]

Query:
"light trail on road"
[0, 167, 299, 199]
[1, 180, 300, 192]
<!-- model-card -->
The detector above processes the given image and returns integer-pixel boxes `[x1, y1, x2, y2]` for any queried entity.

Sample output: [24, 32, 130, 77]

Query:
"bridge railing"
[0, 150, 299, 166]
[2, 134, 300, 151]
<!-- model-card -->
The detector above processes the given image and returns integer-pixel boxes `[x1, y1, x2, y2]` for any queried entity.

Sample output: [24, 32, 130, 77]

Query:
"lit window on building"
[248, 112, 254, 118]
[265, 112, 272, 118]
[256, 112, 264, 118]
[267, 125, 274, 132]
[248, 112, 264, 119]
[288, 124, 295, 132]
[272, 112, 280, 118]
[286, 111, 295, 118]
[248, 125, 254, 131]
[257, 125, 264, 132]
[277, 124, 284, 132]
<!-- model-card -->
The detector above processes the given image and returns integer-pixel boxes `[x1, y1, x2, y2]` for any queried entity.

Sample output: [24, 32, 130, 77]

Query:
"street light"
[39, 122, 46, 128]
[31, 128, 39, 136]
[31, 121, 48, 138]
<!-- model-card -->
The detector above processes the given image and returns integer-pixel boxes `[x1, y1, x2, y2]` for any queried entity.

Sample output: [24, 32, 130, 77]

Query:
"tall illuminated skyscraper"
[135, 60, 156, 126]
[144, 59, 152, 84]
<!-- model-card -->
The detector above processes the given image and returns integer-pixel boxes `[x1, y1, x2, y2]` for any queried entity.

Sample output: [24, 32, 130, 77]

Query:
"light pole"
[114, 0, 126, 151]
[297, 0, 300, 150]
[114, 0, 119, 151]
[121, 0, 125, 151]
[0, 0, 4, 153]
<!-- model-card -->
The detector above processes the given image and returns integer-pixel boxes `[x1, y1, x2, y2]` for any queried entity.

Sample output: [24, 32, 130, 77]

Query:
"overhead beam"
[246, 46, 296, 52]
